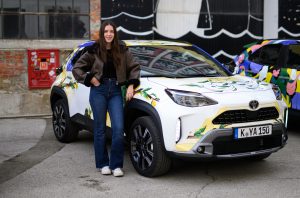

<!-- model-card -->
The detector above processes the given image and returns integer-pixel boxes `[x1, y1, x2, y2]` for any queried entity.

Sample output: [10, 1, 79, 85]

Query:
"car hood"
[148, 75, 271, 93]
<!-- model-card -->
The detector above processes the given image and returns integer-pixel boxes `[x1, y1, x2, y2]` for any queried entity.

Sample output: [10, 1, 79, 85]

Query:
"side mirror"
[56, 65, 63, 75]
[224, 61, 236, 73]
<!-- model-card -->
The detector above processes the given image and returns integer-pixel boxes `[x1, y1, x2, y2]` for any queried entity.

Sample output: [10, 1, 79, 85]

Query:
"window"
[287, 44, 300, 69]
[0, 0, 89, 39]
[248, 48, 261, 63]
[249, 45, 282, 66]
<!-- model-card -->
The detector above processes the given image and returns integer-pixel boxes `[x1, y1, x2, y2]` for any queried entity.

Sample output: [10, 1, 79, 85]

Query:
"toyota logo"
[249, 100, 259, 110]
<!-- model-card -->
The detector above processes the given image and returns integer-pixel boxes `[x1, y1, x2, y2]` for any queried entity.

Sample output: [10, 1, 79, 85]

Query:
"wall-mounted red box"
[27, 49, 59, 89]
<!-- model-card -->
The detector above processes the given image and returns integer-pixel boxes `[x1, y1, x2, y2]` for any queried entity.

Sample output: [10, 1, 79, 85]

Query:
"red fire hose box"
[27, 49, 59, 89]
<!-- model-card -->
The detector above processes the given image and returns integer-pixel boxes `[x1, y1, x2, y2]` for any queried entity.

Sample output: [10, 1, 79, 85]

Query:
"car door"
[66, 45, 93, 118]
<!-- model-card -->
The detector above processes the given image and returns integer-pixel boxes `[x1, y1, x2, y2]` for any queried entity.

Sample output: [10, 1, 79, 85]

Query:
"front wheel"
[52, 99, 79, 143]
[129, 116, 171, 177]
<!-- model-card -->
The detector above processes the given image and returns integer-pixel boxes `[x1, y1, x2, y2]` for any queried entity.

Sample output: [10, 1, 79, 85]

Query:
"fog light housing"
[197, 146, 205, 153]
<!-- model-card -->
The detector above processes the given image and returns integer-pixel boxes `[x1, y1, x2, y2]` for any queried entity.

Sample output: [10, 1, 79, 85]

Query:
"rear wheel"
[129, 116, 171, 177]
[52, 99, 79, 143]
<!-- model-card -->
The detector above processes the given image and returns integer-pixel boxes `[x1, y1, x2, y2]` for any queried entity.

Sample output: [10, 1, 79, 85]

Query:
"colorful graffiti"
[234, 40, 300, 110]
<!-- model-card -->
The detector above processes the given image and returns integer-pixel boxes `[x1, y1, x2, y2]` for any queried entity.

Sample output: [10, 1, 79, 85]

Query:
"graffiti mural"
[101, 0, 299, 63]
[154, 0, 263, 62]
[279, 0, 300, 38]
[101, 0, 155, 39]
[101, 0, 263, 63]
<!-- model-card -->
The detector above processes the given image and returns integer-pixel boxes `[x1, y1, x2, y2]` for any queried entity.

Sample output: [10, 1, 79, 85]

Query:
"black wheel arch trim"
[124, 98, 167, 152]
[50, 86, 68, 110]
[51, 86, 87, 132]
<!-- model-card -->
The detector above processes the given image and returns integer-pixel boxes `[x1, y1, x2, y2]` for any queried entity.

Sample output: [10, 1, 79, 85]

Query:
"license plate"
[234, 125, 272, 139]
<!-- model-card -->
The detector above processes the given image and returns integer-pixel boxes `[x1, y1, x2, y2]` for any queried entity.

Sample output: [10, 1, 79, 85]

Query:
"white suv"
[50, 40, 288, 177]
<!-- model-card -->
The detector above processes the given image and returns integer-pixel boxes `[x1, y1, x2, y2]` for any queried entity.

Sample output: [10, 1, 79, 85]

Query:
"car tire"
[52, 99, 79, 143]
[129, 116, 171, 177]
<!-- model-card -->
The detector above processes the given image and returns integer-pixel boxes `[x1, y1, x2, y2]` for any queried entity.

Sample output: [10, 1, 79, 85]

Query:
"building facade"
[0, 0, 299, 116]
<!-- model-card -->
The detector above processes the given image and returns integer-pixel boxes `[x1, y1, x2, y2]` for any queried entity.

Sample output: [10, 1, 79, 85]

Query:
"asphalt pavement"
[0, 117, 300, 198]
[0, 118, 64, 184]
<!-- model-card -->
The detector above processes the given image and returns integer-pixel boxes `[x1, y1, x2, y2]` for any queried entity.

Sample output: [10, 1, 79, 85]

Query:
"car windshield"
[129, 45, 230, 78]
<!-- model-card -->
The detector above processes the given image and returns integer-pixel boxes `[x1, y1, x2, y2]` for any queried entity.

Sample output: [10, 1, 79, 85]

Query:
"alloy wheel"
[53, 104, 66, 139]
[131, 124, 154, 170]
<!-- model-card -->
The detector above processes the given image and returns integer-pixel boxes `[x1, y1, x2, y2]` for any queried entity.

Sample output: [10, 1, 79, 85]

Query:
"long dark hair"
[98, 20, 121, 67]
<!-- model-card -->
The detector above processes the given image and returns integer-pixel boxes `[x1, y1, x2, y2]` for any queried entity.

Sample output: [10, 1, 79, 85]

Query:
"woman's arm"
[125, 50, 140, 88]
[72, 52, 94, 87]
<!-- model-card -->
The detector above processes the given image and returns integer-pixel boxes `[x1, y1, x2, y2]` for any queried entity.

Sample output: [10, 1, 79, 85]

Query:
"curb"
[0, 114, 52, 119]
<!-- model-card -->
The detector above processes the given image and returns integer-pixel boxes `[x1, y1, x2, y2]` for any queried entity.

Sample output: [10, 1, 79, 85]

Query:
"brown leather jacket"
[72, 42, 140, 88]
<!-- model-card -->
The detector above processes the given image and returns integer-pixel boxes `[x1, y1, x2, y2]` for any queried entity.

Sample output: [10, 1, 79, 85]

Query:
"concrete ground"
[0, 117, 300, 198]
[0, 118, 46, 163]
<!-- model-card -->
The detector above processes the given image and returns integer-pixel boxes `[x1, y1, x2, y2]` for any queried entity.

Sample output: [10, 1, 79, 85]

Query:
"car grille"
[212, 107, 279, 124]
[212, 134, 283, 155]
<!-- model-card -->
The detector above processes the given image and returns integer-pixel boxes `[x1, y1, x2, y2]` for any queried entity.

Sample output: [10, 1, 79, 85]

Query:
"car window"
[286, 44, 300, 69]
[248, 48, 261, 63]
[129, 46, 228, 78]
[249, 44, 281, 66]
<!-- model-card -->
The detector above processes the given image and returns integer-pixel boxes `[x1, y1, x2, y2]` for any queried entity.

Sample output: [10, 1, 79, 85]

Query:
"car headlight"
[272, 84, 282, 100]
[165, 89, 218, 107]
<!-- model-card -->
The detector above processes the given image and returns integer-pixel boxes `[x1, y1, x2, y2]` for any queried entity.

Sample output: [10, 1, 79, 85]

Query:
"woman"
[72, 20, 140, 177]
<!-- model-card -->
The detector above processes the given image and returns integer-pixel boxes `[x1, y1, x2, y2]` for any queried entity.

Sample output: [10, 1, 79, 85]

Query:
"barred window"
[0, 0, 89, 39]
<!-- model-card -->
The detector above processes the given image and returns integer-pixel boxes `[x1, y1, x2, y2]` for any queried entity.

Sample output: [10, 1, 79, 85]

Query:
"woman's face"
[104, 25, 114, 44]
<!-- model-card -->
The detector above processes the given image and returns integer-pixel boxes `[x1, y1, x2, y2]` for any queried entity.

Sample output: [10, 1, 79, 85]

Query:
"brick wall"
[0, 0, 100, 116]
[0, 49, 49, 116]
[0, 49, 72, 92]
[0, 0, 101, 92]
[0, 49, 73, 117]
[0, 50, 27, 92]
[90, 0, 101, 40]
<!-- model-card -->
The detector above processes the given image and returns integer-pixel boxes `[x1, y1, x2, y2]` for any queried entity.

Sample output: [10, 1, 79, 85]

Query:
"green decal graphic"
[136, 88, 160, 101]
[181, 83, 204, 88]
[194, 126, 206, 138]
[136, 87, 160, 107]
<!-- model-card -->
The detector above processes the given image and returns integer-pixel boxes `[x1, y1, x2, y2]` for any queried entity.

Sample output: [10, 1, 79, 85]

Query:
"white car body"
[50, 40, 288, 177]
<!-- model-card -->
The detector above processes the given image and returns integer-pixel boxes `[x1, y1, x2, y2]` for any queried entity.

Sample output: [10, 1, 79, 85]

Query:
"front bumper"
[168, 123, 287, 159]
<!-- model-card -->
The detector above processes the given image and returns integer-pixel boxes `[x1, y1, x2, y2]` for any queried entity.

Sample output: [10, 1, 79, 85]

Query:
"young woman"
[72, 21, 140, 177]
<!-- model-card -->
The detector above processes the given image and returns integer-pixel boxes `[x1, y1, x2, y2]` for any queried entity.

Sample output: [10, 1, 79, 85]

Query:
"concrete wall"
[0, 50, 27, 91]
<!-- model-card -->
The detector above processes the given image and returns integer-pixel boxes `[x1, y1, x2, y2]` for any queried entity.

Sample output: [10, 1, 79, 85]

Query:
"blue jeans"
[89, 78, 124, 170]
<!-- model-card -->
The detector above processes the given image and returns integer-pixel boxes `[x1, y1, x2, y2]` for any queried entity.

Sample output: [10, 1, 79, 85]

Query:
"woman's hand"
[126, 85, 135, 101]
[90, 77, 100, 86]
